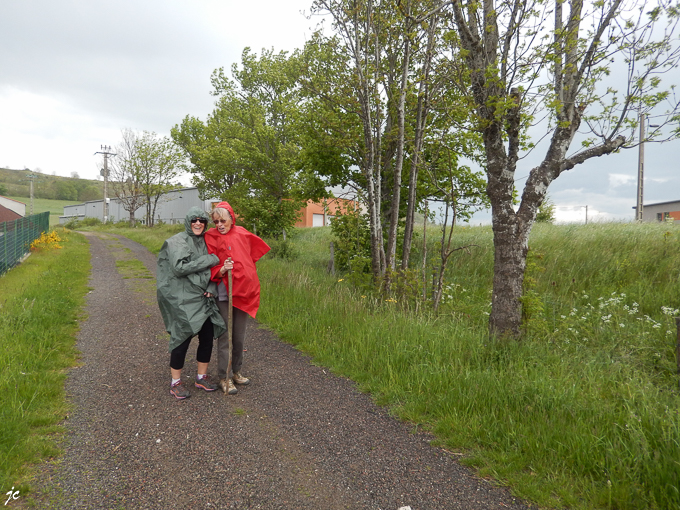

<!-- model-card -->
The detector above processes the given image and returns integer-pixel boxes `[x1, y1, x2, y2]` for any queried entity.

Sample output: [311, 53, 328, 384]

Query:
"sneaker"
[195, 374, 218, 392]
[170, 380, 190, 400]
[232, 372, 250, 385]
[220, 378, 238, 395]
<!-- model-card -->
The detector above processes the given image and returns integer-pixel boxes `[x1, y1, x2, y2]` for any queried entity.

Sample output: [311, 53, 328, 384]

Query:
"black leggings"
[169, 319, 214, 370]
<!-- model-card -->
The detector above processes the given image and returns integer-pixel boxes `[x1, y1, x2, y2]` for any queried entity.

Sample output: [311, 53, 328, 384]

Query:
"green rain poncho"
[156, 206, 226, 352]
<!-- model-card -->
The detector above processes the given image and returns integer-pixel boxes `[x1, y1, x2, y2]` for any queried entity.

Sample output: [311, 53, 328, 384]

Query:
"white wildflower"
[661, 306, 679, 317]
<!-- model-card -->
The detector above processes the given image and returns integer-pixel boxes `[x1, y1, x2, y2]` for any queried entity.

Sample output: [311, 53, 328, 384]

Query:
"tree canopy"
[172, 48, 327, 237]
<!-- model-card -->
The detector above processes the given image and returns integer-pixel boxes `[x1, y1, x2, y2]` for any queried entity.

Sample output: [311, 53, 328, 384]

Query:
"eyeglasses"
[214, 219, 230, 224]
[190, 218, 208, 225]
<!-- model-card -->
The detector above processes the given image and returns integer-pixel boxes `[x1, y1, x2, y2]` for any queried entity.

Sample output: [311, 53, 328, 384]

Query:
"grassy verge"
[0, 228, 90, 494]
[254, 223, 680, 510]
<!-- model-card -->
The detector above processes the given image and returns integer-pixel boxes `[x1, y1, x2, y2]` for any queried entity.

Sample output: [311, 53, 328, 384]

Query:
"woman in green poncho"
[156, 206, 226, 399]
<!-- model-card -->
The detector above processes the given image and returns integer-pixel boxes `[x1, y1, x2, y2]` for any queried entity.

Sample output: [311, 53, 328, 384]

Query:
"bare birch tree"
[109, 129, 146, 227]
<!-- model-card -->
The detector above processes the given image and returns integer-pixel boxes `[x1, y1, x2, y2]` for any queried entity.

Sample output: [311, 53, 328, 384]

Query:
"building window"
[312, 213, 334, 227]
[658, 213, 663, 222]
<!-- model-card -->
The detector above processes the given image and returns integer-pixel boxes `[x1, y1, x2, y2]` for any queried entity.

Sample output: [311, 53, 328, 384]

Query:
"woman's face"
[214, 214, 233, 235]
[190, 217, 207, 236]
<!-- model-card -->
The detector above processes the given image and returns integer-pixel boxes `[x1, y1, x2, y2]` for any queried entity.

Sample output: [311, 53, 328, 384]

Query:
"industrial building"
[60, 187, 218, 225]
[633, 200, 680, 222]
[60, 187, 359, 227]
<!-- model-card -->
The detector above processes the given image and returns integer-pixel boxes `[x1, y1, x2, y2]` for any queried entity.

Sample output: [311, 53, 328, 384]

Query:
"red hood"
[216, 201, 235, 223]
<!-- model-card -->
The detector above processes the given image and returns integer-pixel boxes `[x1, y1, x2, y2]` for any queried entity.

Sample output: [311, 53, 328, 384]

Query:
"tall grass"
[256, 222, 680, 510]
[0, 229, 90, 492]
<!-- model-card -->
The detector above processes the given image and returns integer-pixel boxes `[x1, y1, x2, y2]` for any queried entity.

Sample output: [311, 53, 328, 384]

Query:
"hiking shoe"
[195, 375, 218, 392]
[232, 372, 250, 385]
[170, 381, 190, 400]
[220, 378, 238, 395]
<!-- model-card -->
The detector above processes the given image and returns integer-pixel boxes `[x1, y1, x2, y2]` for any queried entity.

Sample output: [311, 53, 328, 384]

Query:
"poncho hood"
[184, 206, 211, 236]
[215, 201, 235, 224]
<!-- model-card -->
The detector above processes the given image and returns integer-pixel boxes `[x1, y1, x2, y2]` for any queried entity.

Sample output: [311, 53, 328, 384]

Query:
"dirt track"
[27, 232, 534, 510]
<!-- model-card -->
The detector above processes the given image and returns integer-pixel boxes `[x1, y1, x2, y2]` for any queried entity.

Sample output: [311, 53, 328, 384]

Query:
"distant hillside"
[0, 167, 104, 202]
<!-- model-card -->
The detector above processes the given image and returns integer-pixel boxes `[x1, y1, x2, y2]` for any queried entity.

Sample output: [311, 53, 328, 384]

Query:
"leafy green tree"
[305, 0, 485, 284]
[110, 129, 184, 227]
[447, 0, 680, 338]
[0, 183, 8, 195]
[424, 135, 489, 310]
[52, 179, 78, 201]
[77, 183, 102, 202]
[172, 48, 325, 238]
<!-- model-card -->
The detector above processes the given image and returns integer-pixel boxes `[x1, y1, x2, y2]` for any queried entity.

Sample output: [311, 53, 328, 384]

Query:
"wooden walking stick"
[226, 257, 233, 388]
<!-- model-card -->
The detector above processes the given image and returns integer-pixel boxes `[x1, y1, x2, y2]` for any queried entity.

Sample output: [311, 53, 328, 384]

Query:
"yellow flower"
[337, 279, 344, 282]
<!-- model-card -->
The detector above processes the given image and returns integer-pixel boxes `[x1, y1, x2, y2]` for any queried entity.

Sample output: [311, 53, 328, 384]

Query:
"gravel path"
[27, 232, 535, 510]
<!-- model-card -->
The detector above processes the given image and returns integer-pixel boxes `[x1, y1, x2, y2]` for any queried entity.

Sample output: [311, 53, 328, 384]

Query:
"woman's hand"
[204, 292, 214, 298]
[218, 258, 234, 277]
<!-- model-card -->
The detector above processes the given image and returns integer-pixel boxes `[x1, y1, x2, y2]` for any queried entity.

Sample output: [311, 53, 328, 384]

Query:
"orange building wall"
[294, 198, 357, 228]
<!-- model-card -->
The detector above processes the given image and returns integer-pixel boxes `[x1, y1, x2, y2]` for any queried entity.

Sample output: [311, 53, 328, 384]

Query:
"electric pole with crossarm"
[94, 145, 116, 222]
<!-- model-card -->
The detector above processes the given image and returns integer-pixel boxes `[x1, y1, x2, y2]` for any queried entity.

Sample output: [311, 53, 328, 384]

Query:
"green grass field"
[253, 222, 680, 510]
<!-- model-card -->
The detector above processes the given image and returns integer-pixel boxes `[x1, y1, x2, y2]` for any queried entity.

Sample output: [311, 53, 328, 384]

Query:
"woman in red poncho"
[204, 201, 270, 395]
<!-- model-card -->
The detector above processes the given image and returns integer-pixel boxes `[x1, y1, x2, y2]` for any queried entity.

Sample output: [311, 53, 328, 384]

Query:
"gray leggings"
[216, 301, 248, 380]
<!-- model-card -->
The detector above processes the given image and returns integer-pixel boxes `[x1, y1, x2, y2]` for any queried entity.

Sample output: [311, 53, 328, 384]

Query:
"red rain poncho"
[204, 201, 270, 318]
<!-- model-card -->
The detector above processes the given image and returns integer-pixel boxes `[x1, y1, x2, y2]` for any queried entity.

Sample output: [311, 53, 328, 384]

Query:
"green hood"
[184, 206, 211, 236]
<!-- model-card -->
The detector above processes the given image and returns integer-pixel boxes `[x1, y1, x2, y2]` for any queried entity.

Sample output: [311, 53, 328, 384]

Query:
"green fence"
[0, 212, 50, 276]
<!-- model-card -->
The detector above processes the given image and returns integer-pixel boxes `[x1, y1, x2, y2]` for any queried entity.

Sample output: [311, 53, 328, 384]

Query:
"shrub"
[81, 217, 103, 227]
[29, 230, 64, 252]
[330, 209, 371, 271]
[266, 239, 299, 261]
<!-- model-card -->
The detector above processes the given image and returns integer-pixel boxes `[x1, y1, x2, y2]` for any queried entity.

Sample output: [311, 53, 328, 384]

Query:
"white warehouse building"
[60, 187, 220, 225]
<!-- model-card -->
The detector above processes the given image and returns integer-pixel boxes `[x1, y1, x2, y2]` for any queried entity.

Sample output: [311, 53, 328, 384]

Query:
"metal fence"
[0, 212, 50, 276]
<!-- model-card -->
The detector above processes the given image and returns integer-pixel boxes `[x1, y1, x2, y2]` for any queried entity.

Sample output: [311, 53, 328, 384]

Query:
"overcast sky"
[0, 0, 316, 179]
[1, 0, 678, 224]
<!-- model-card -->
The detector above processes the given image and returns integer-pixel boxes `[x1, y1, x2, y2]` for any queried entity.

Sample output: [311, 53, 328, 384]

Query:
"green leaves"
[173, 48, 327, 237]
